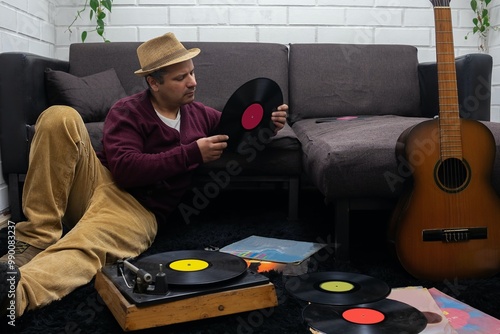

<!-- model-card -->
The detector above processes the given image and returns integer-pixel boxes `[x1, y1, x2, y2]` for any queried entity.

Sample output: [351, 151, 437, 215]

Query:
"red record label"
[342, 308, 385, 324]
[241, 103, 264, 130]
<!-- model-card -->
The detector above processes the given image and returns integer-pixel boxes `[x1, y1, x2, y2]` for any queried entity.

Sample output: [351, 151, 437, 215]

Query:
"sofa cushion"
[292, 115, 430, 201]
[45, 68, 127, 122]
[288, 44, 421, 123]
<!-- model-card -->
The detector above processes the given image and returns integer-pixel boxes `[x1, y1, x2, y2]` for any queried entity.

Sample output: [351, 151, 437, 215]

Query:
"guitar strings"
[434, 3, 466, 230]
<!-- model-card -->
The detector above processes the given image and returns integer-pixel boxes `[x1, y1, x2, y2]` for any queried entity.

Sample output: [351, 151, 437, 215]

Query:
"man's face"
[151, 59, 197, 108]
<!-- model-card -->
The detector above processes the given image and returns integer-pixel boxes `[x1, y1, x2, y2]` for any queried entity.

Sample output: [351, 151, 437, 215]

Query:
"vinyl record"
[134, 250, 248, 285]
[219, 77, 283, 151]
[285, 272, 391, 306]
[303, 299, 428, 334]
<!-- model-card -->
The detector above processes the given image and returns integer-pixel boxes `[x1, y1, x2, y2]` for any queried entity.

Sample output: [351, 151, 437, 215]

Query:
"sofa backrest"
[69, 41, 289, 113]
[184, 42, 289, 112]
[288, 43, 421, 123]
[69, 42, 145, 96]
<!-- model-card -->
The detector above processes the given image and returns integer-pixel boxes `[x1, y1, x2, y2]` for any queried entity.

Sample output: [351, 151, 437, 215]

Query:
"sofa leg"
[288, 177, 299, 221]
[334, 199, 350, 263]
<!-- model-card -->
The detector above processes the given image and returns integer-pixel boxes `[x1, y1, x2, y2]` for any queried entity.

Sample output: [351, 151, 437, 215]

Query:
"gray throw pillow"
[45, 68, 127, 122]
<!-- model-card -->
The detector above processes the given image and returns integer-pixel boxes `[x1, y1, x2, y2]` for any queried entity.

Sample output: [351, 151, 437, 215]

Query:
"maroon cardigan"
[98, 90, 221, 223]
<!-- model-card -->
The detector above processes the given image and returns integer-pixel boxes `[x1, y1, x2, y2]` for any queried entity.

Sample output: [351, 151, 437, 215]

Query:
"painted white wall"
[0, 0, 499, 213]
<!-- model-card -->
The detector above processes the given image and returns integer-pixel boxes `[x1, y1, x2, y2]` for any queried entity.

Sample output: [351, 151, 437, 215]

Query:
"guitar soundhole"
[435, 158, 470, 193]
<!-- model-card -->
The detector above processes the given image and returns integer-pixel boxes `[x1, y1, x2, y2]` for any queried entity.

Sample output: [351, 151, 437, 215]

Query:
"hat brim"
[134, 48, 200, 77]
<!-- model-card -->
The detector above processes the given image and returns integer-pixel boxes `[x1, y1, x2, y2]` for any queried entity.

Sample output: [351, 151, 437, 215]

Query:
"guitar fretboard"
[434, 6, 462, 160]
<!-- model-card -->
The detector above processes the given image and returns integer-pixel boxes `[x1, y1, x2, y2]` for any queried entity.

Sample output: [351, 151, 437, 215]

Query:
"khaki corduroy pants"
[13, 106, 157, 316]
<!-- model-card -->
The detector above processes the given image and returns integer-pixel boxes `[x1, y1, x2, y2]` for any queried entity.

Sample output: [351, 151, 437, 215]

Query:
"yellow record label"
[319, 281, 355, 292]
[169, 259, 209, 272]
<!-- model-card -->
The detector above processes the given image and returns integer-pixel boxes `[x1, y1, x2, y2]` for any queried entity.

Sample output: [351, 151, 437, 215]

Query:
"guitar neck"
[434, 5, 462, 159]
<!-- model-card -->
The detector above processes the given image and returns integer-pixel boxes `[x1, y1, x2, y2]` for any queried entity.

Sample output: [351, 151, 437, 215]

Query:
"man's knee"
[36, 106, 84, 133]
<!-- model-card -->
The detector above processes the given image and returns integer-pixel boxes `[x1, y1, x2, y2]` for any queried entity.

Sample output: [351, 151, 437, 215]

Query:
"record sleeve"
[220, 235, 326, 264]
[429, 287, 500, 334]
[388, 287, 457, 334]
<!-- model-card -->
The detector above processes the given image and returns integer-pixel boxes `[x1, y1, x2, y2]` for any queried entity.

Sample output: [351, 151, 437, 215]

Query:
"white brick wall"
[0, 0, 499, 212]
[48, 0, 491, 63]
[49, 0, 500, 121]
[0, 0, 55, 56]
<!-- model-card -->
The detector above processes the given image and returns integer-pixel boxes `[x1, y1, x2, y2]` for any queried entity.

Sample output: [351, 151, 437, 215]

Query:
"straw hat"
[134, 32, 200, 77]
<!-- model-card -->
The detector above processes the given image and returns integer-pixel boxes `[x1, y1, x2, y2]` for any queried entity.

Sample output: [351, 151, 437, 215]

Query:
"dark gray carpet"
[4, 188, 500, 333]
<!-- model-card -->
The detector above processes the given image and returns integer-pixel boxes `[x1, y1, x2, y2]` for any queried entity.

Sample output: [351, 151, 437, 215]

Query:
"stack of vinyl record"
[285, 272, 428, 334]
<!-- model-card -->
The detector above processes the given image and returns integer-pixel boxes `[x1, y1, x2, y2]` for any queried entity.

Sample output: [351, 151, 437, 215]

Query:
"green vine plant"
[67, 0, 113, 42]
[465, 0, 497, 52]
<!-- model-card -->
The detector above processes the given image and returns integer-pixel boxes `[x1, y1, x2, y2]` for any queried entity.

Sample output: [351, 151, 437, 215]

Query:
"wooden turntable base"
[94, 271, 279, 331]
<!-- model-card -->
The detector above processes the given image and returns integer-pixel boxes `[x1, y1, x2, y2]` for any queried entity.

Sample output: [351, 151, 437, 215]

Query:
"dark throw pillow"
[45, 68, 127, 122]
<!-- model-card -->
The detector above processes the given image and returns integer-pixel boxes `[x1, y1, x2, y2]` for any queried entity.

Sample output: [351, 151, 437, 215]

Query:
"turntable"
[94, 250, 278, 331]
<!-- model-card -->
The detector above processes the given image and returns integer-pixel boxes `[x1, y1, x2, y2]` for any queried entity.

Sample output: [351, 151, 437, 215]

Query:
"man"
[0, 32, 288, 318]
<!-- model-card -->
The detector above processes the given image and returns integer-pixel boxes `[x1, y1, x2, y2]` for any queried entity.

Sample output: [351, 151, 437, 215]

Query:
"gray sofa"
[289, 44, 500, 260]
[1, 41, 498, 262]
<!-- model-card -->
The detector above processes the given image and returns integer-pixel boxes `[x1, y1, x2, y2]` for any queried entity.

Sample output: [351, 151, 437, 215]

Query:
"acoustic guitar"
[390, 0, 500, 280]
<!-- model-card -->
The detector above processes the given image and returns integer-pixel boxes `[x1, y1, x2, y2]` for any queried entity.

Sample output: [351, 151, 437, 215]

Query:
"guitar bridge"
[422, 227, 487, 243]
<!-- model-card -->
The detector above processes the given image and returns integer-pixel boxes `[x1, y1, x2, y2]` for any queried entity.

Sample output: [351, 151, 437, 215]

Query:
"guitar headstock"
[430, 0, 451, 6]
